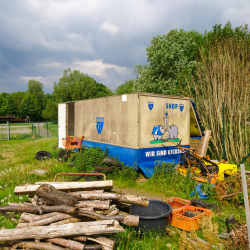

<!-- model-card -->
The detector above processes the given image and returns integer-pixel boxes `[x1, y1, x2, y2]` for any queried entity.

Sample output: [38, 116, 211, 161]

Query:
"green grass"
[0, 136, 248, 249]
[43, 122, 58, 137]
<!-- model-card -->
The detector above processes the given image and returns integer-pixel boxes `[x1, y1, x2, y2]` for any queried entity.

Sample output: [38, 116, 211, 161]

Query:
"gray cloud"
[0, 0, 249, 94]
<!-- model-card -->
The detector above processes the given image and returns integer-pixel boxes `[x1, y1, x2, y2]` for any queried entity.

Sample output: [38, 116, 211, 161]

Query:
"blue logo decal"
[179, 104, 184, 112]
[96, 117, 104, 134]
[148, 101, 154, 110]
[165, 112, 168, 117]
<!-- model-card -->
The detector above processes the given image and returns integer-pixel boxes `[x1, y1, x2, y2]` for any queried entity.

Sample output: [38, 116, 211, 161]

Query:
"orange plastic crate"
[171, 205, 212, 231]
[62, 136, 84, 150]
[165, 197, 191, 211]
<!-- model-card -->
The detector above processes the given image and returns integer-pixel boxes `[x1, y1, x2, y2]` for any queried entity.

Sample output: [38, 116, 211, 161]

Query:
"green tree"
[0, 92, 10, 99]
[93, 82, 114, 98]
[10, 91, 26, 108]
[53, 68, 113, 102]
[19, 94, 40, 121]
[0, 96, 8, 116]
[42, 99, 58, 121]
[7, 95, 18, 116]
[115, 80, 134, 95]
[133, 29, 203, 96]
[27, 80, 45, 106]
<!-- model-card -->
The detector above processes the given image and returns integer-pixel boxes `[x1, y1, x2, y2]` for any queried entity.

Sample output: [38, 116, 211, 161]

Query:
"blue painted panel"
[137, 146, 190, 177]
[82, 140, 139, 169]
[82, 140, 190, 177]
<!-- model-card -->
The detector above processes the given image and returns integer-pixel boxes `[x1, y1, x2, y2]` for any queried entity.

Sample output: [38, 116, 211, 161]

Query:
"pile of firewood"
[0, 180, 148, 250]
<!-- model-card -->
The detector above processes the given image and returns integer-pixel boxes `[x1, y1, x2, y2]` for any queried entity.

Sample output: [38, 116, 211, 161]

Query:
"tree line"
[0, 69, 115, 121]
[0, 22, 249, 162]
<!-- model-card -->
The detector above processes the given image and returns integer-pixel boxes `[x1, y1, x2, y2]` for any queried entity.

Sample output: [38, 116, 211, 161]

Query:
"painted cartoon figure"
[152, 115, 179, 141]
[152, 117, 168, 140]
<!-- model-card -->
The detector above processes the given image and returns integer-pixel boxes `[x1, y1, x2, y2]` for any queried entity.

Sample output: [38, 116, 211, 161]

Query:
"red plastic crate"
[171, 205, 212, 231]
[165, 197, 191, 211]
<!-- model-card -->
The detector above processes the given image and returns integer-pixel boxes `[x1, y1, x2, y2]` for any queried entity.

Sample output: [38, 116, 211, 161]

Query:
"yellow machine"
[165, 140, 237, 185]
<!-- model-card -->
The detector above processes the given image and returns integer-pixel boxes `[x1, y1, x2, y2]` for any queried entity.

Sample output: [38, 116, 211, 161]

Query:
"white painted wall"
[58, 103, 67, 148]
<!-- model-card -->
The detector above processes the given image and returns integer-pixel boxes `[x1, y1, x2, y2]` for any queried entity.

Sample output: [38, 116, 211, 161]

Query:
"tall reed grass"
[187, 38, 250, 163]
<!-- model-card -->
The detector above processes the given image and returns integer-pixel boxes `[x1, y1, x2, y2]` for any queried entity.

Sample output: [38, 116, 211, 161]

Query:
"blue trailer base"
[82, 140, 189, 177]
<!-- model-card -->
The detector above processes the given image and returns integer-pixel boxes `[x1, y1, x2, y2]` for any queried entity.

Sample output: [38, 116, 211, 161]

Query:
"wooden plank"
[200, 130, 211, 157]
[240, 164, 250, 248]
[14, 181, 113, 195]
[0, 220, 124, 241]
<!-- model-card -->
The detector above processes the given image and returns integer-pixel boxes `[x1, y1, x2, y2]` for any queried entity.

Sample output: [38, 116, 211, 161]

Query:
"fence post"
[47, 121, 49, 137]
[240, 164, 250, 249]
[38, 121, 40, 136]
[7, 121, 10, 141]
[32, 122, 33, 137]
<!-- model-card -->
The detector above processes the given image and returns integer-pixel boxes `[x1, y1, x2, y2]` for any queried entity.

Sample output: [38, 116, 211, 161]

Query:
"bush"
[74, 147, 107, 173]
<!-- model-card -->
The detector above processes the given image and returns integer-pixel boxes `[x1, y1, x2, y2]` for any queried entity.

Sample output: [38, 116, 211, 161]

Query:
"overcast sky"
[0, 0, 249, 94]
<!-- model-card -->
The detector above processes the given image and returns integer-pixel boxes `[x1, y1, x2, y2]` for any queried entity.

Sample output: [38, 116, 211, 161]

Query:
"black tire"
[190, 198, 208, 209]
[57, 150, 68, 162]
[34, 151, 51, 160]
[206, 202, 218, 211]
[94, 166, 114, 173]
[68, 155, 77, 168]
[103, 158, 121, 167]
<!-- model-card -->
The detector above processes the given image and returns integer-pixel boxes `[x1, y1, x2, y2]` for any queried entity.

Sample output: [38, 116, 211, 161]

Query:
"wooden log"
[17, 213, 72, 227]
[95, 207, 119, 216]
[70, 190, 104, 196]
[14, 241, 67, 250]
[50, 217, 80, 226]
[73, 236, 87, 241]
[77, 208, 139, 226]
[76, 200, 110, 210]
[0, 205, 78, 215]
[9, 202, 37, 207]
[78, 193, 149, 207]
[0, 220, 124, 241]
[36, 184, 78, 206]
[13, 181, 113, 195]
[88, 237, 114, 250]
[47, 238, 85, 250]
[20, 212, 61, 222]
[84, 245, 101, 250]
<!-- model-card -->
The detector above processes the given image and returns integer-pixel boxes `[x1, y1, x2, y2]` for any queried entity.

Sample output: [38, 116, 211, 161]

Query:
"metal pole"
[223, 103, 225, 159]
[38, 121, 40, 136]
[7, 121, 9, 141]
[240, 164, 250, 249]
[32, 122, 33, 136]
[47, 121, 49, 137]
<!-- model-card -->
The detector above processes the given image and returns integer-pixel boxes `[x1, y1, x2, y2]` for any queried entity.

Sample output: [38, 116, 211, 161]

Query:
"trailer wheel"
[57, 150, 68, 162]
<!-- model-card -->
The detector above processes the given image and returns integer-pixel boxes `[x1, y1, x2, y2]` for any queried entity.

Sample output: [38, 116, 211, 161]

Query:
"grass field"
[0, 126, 248, 249]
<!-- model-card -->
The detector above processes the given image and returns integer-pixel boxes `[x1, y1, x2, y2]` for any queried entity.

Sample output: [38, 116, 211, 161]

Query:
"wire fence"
[0, 121, 52, 140]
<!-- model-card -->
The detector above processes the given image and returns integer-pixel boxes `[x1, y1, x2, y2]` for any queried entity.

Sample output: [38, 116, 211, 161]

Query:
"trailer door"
[58, 103, 67, 148]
